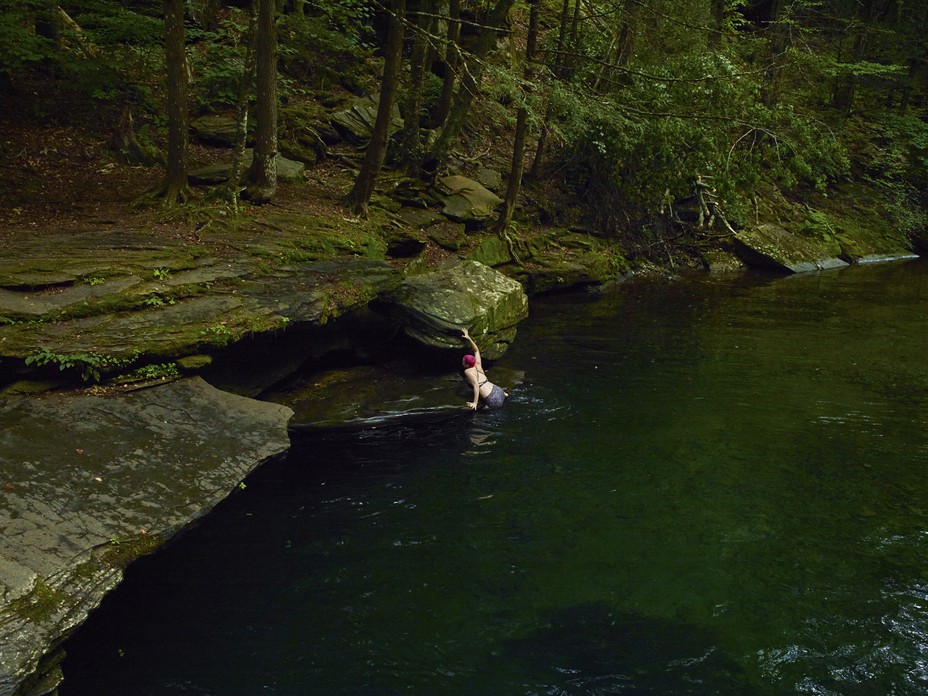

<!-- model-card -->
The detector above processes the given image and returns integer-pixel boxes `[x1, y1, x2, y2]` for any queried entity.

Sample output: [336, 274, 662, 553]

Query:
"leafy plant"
[25, 348, 136, 382]
[116, 362, 180, 383]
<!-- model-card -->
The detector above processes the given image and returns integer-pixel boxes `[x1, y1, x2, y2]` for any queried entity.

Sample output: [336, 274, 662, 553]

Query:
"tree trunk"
[529, 0, 572, 177]
[427, 0, 515, 172]
[160, 0, 190, 203]
[109, 107, 161, 165]
[591, 0, 638, 92]
[344, 0, 406, 216]
[433, 0, 461, 129]
[225, 10, 258, 206]
[246, 0, 279, 204]
[496, 0, 538, 236]
[709, 0, 725, 49]
[399, 0, 431, 172]
[760, 0, 788, 106]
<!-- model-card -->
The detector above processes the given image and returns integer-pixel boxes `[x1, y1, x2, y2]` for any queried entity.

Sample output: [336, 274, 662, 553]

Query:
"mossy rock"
[733, 223, 848, 273]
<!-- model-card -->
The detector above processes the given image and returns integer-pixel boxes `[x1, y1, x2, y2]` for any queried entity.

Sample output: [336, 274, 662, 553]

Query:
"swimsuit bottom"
[484, 384, 506, 410]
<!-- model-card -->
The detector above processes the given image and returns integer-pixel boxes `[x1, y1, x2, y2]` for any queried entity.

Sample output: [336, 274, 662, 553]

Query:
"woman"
[461, 328, 507, 410]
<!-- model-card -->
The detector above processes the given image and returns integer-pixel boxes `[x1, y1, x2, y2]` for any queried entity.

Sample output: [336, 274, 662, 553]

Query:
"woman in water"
[461, 327, 507, 410]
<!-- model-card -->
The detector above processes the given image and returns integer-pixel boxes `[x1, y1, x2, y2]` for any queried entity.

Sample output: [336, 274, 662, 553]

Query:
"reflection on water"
[60, 261, 928, 695]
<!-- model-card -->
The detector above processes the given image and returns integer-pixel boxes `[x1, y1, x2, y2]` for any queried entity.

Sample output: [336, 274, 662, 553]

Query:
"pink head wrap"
[462, 354, 476, 368]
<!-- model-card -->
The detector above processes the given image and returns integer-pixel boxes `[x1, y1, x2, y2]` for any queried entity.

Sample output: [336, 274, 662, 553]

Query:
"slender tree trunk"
[496, 0, 538, 235]
[427, 0, 515, 172]
[897, 58, 920, 115]
[760, 0, 787, 106]
[434, 0, 461, 129]
[225, 10, 257, 206]
[160, 0, 190, 203]
[246, 0, 279, 204]
[399, 0, 431, 172]
[345, 0, 406, 216]
[709, 0, 725, 49]
[591, 0, 638, 92]
[529, 0, 572, 177]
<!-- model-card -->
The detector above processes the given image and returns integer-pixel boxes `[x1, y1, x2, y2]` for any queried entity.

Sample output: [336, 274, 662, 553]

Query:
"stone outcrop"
[437, 175, 503, 226]
[188, 150, 306, 185]
[0, 228, 402, 385]
[0, 378, 292, 696]
[375, 260, 529, 360]
[330, 94, 403, 143]
[732, 223, 849, 273]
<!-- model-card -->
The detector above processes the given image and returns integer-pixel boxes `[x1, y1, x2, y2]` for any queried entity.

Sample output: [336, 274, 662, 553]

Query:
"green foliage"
[25, 348, 137, 382]
[303, 0, 374, 47]
[863, 114, 928, 237]
[187, 12, 252, 111]
[116, 362, 180, 383]
[0, 1, 57, 75]
[75, 6, 162, 45]
[553, 48, 849, 230]
[278, 12, 371, 92]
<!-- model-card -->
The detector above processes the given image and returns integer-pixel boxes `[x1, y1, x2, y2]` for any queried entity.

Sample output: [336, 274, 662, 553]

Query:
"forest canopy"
[1, 0, 926, 244]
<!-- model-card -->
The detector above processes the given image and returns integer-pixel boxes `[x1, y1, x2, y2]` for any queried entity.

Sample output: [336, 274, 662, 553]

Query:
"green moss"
[99, 533, 164, 570]
[8, 578, 69, 623]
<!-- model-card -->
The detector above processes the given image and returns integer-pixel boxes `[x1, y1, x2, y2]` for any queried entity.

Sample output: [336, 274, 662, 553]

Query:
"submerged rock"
[266, 362, 525, 431]
[0, 378, 292, 696]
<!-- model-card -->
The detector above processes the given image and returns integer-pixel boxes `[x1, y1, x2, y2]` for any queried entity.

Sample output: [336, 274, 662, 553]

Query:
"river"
[60, 260, 928, 695]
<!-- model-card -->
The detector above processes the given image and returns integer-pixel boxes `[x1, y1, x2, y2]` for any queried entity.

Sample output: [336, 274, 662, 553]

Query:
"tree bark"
[427, 0, 515, 172]
[160, 0, 190, 203]
[246, 0, 279, 204]
[433, 0, 462, 129]
[399, 0, 431, 172]
[709, 0, 725, 49]
[496, 0, 539, 236]
[225, 10, 258, 206]
[529, 0, 573, 177]
[344, 0, 406, 216]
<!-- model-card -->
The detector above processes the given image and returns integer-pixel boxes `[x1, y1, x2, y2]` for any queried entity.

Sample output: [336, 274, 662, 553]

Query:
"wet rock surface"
[0, 378, 293, 696]
[266, 362, 525, 431]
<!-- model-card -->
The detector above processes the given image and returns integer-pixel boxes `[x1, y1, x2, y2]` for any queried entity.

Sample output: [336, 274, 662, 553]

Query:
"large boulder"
[0, 378, 292, 696]
[376, 260, 528, 360]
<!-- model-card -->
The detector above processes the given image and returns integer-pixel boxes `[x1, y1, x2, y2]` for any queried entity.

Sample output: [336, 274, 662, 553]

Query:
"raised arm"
[461, 328, 482, 366]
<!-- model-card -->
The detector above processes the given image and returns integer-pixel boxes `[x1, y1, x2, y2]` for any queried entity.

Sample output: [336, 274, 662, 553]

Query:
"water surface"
[61, 261, 928, 695]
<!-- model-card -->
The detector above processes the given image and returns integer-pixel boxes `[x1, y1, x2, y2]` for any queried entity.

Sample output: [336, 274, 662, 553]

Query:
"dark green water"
[61, 261, 928, 695]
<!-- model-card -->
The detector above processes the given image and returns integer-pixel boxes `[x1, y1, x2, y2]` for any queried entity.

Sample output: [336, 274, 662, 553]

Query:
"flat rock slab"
[0, 258, 401, 374]
[0, 378, 293, 695]
[0, 229, 204, 291]
[732, 224, 848, 273]
[266, 363, 524, 431]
